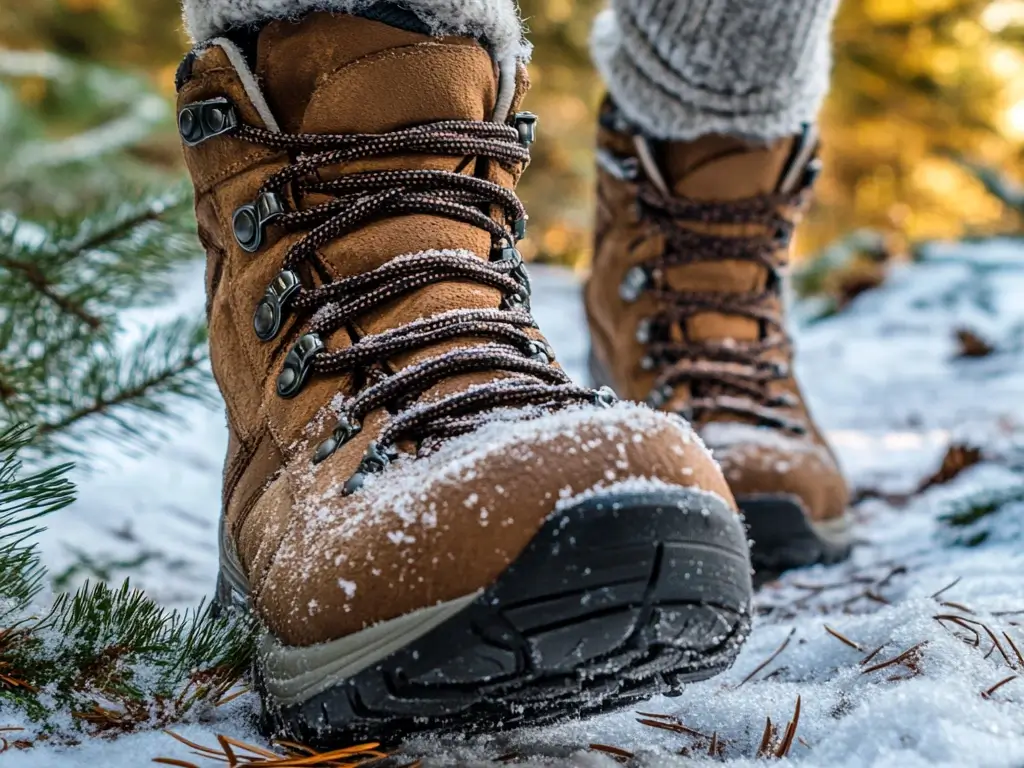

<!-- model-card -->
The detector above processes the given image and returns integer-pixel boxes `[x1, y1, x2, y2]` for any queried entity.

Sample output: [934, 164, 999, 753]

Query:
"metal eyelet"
[254, 270, 301, 342]
[233, 191, 285, 253]
[276, 333, 324, 399]
[640, 355, 656, 371]
[312, 414, 362, 465]
[619, 266, 650, 303]
[343, 442, 398, 495]
[525, 340, 554, 363]
[494, 246, 532, 312]
[513, 112, 538, 146]
[645, 385, 673, 409]
[494, 246, 531, 291]
[502, 291, 531, 312]
[635, 317, 653, 344]
[801, 157, 823, 189]
[178, 98, 238, 146]
[593, 386, 618, 408]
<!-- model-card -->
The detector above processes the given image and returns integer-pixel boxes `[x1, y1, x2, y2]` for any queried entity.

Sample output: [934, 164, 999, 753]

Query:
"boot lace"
[230, 119, 608, 481]
[628, 180, 811, 434]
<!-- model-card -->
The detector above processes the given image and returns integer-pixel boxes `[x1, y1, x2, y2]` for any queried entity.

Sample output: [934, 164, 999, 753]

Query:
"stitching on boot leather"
[317, 43, 481, 87]
[192, 150, 285, 197]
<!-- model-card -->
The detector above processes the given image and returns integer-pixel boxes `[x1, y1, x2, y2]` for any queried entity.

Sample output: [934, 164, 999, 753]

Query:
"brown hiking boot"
[587, 98, 852, 582]
[177, 13, 753, 745]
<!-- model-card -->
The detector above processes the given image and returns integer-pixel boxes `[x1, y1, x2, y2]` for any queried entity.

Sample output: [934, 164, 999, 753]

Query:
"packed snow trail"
[13, 240, 1024, 766]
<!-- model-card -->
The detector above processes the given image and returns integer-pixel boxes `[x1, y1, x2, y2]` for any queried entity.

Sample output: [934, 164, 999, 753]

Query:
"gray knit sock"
[591, 0, 840, 141]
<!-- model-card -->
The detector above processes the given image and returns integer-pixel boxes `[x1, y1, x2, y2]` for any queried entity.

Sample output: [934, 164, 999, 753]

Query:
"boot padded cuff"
[182, 0, 530, 62]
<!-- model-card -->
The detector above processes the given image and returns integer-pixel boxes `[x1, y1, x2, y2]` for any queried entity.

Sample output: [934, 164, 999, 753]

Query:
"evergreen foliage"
[0, 49, 253, 741]
[0, 49, 213, 459]
[0, 426, 254, 734]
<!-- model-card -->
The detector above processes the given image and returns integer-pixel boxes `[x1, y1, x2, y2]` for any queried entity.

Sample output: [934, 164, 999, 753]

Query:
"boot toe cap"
[253, 402, 735, 646]
[701, 421, 849, 524]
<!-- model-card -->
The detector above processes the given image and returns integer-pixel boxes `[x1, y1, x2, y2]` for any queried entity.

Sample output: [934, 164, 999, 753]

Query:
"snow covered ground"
[10, 239, 1024, 766]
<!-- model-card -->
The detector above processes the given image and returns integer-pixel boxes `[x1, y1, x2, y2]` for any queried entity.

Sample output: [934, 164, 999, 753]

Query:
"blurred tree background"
[0, 0, 1022, 268]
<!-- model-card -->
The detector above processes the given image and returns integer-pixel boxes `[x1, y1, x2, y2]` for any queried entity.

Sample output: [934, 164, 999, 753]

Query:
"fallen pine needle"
[590, 743, 634, 762]
[216, 685, 251, 708]
[737, 628, 795, 688]
[774, 697, 802, 759]
[755, 717, 776, 758]
[860, 645, 885, 666]
[861, 642, 928, 676]
[951, 617, 1015, 668]
[824, 625, 864, 652]
[930, 577, 962, 600]
[708, 732, 720, 758]
[935, 614, 981, 647]
[0, 727, 24, 754]
[982, 675, 1018, 699]
[155, 730, 387, 767]
[637, 717, 709, 739]
[1003, 632, 1024, 668]
[635, 711, 676, 721]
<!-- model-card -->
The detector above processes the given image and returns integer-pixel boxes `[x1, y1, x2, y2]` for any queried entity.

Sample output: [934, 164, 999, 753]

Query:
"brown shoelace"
[632, 182, 808, 433]
[233, 119, 605, 477]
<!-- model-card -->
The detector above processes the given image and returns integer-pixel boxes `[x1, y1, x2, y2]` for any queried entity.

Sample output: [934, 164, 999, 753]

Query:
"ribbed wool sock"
[591, 0, 840, 140]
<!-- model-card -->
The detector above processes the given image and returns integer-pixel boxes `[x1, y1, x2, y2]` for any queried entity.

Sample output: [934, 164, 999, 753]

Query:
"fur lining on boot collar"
[182, 0, 529, 62]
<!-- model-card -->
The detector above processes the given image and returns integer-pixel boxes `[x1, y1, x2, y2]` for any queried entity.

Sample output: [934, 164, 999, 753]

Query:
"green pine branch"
[0, 426, 75, 622]
[0, 179, 212, 458]
[0, 37, 255, 748]
[0, 49, 172, 191]
[32, 318, 216, 457]
[0, 427, 254, 734]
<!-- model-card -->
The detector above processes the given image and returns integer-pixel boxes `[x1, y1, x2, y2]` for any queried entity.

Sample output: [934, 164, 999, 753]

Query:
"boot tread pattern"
[257, 489, 753, 746]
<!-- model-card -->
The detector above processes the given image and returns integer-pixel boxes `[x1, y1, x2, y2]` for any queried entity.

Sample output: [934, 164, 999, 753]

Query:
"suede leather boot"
[587, 99, 852, 582]
[176, 14, 753, 745]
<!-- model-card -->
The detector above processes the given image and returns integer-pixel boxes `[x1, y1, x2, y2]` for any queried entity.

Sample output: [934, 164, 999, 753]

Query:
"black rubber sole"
[256, 489, 753, 748]
[741, 495, 853, 586]
[587, 350, 854, 585]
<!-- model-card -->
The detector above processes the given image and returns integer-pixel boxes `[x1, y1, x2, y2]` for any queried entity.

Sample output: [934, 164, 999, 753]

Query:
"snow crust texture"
[13, 244, 1024, 766]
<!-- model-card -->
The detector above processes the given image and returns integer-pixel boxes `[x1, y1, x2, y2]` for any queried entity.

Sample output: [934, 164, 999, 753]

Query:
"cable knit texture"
[591, 0, 840, 141]
[182, 0, 529, 61]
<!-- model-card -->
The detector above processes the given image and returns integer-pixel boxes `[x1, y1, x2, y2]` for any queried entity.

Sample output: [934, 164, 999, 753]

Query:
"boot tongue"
[650, 135, 799, 424]
[660, 134, 793, 200]
[253, 11, 515, 407]
[255, 12, 495, 136]
[653, 134, 796, 346]
[252, 12, 499, 284]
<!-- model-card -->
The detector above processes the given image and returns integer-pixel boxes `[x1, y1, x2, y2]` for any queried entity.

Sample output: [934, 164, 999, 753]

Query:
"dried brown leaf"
[918, 444, 983, 491]
[955, 328, 995, 359]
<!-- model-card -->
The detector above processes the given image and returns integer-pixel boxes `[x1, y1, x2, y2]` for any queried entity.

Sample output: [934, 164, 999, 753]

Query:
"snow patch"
[336, 578, 357, 599]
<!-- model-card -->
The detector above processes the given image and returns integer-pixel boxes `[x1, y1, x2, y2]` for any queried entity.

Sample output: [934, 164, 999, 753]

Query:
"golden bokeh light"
[0, 0, 1020, 265]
